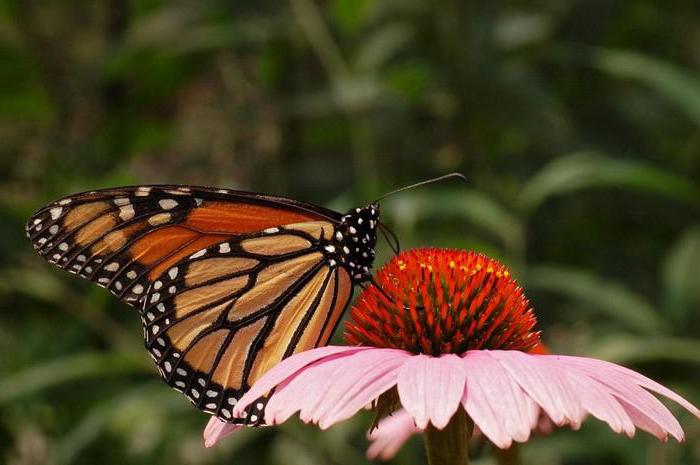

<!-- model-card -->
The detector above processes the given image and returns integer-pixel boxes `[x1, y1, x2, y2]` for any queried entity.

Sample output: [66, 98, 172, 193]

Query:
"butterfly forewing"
[25, 185, 339, 307]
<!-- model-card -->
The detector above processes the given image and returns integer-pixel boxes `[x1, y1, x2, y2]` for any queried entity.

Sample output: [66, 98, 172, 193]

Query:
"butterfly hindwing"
[140, 226, 353, 423]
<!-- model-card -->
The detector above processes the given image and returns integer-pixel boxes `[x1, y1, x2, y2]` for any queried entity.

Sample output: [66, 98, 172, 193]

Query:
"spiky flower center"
[344, 248, 541, 355]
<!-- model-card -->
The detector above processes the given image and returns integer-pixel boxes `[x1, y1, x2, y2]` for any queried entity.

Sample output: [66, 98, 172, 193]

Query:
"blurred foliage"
[1, 1, 700, 464]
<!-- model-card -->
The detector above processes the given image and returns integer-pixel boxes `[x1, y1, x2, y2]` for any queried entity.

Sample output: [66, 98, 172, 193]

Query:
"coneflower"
[205, 248, 700, 464]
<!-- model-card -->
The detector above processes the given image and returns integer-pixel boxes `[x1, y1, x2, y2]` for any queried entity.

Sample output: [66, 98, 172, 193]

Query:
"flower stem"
[493, 445, 522, 465]
[424, 410, 473, 465]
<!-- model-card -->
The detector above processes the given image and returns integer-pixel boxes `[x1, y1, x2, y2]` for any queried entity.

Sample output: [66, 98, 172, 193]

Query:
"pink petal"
[460, 352, 537, 447]
[261, 348, 408, 428]
[203, 417, 244, 448]
[488, 350, 584, 427]
[397, 354, 467, 429]
[266, 356, 345, 425]
[618, 398, 671, 441]
[367, 410, 419, 461]
[552, 356, 684, 441]
[233, 346, 370, 417]
[316, 350, 408, 428]
[557, 356, 700, 419]
[555, 365, 636, 437]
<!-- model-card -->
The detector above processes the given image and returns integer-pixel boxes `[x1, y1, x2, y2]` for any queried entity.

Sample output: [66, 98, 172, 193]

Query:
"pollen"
[344, 248, 541, 355]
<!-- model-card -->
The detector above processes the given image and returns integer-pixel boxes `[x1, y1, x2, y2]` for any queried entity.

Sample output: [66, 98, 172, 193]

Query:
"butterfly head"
[334, 203, 379, 283]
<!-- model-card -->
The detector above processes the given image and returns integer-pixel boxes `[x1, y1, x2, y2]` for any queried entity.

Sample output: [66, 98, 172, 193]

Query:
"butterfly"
[25, 185, 383, 424]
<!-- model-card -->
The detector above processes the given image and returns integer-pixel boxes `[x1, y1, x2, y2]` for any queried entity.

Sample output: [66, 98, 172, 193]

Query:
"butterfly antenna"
[379, 222, 400, 254]
[372, 172, 468, 203]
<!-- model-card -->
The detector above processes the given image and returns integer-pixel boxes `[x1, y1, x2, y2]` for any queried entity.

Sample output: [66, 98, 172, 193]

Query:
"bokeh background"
[2, 1, 700, 464]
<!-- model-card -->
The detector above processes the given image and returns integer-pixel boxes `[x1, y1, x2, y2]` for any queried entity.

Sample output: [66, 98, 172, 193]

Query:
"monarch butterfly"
[25, 175, 464, 425]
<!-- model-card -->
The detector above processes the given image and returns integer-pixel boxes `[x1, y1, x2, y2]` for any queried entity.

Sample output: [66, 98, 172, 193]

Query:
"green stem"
[493, 444, 522, 465]
[423, 410, 473, 465]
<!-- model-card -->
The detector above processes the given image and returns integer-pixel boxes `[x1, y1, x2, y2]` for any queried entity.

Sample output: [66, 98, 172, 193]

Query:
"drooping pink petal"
[619, 397, 673, 441]
[460, 352, 537, 447]
[260, 348, 408, 428]
[397, 354, 467, 429]
[213, 343, 697, 452]
[552, 356, 684, 441]
[556, 366, 636, 438]
[266, 356, 346, 425]
[557, 356, 700, 419]
[367, 410, 420, 461]
[232, 346, 370, 418]
[317, 350, 409, 428]
[488, 350, 584, 427]
[203, 417, 244, 448]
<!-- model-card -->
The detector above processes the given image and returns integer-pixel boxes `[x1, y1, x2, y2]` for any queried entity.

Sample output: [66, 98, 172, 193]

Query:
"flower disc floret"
[345, 248, 541, 354]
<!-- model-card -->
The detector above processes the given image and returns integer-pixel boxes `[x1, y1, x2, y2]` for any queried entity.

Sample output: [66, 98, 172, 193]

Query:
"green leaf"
[52, 385, 190, 465]
[588, 335, 700, 366]
[661, 226, 700, 324]
[519, 152, 700, 213]
[0, 352, 151, 404]
[593, 48, 700, 126]
[526, 264, 668, 334]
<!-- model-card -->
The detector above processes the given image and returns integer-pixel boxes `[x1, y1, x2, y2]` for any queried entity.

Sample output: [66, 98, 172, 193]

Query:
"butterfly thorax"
[329, 204, 379, 283]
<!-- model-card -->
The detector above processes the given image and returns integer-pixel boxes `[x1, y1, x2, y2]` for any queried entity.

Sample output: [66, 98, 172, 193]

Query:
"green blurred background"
[2, 1, 700, 464]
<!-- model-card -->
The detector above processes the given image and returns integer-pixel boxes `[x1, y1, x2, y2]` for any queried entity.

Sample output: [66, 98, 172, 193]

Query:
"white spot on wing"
[104, 262, 119, 272]
[159, 199, 178, 210]
[190, 249, 206, 259]
[119, 205, 135, 221]
[147, 213, 171, 225]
